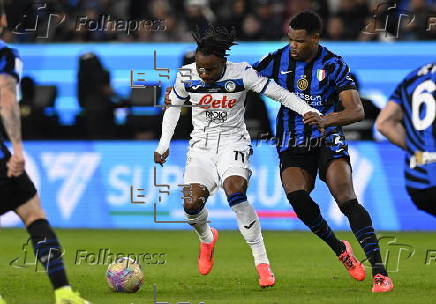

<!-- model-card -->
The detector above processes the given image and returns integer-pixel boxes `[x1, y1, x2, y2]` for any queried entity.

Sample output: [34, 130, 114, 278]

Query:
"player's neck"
[304, 46, 320, 63]
[216, 64, 227, 81]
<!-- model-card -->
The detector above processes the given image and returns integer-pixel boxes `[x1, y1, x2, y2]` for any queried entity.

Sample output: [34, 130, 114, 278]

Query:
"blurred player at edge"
[0, 1, 90, 303]
[376, 63, 436, 216]
[154, 24, 320, 287]
[251, 11, 393, 293]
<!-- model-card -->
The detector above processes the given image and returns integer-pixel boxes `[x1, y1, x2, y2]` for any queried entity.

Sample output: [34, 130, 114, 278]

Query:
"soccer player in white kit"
[154, 25, 320, 287]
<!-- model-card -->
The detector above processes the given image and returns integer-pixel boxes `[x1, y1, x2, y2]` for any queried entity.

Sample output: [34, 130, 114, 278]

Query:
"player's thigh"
[280, 167, 315, 193]
[325, 158, 357, 203]
[15, 194, 46, 227]
[279, 148, 317, 193]
[184, 149, 218, 201]
[0, 159, 40, 223]
[217, 143, 252, 192]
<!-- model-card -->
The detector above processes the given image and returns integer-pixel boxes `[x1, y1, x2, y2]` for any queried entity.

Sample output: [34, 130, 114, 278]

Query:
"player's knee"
[183, 195, 206, 214]
[223, 176, 247, 195]
[227, 192, 247, 207]
[286, 190, 319, 219]
[337, 199, 359, 215]
[331, 184, 355, 203]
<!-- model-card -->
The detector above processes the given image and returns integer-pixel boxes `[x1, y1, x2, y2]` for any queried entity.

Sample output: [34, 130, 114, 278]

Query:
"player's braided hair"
[192, 24, 237, 58]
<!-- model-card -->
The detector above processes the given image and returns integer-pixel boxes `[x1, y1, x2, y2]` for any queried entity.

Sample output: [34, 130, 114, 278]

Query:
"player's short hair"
[192, 24, 237, 58]
[289, 10, 323, 35]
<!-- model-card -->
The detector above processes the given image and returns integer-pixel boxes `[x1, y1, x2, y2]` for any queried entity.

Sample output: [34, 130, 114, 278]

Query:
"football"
[106, 257, 144, 293]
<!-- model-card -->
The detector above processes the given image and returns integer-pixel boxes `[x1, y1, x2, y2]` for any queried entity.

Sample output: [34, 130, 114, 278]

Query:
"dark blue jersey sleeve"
[389, 82, 403, 105]
[0, 47, 21, 82]
[252, 52, 277, 78]
[333, 57, 356, 93]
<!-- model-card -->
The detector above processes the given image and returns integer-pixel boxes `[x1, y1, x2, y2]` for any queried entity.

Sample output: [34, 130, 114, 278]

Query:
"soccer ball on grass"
[106, 257, 144, 293]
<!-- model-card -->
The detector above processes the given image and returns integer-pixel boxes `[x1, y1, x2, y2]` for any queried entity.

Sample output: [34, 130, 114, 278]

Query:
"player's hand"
[154, 150, 169, 166]
[303, 111, 326, 132]
[162, 87, 173, 111]
[6, 151, 25, 177]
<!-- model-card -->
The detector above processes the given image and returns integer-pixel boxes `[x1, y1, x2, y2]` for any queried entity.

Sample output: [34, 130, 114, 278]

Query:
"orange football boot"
[372, 274, 394, 293]
[198, 228, 218, 275]
[338, 240, 366, 281]
[256, 263, 275, 288]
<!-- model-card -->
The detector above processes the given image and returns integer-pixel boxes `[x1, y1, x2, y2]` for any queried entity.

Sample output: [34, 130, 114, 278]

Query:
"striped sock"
[340, 200, 387, 276]
[27, 219, 69, 289]
[308, 215, 345, 256]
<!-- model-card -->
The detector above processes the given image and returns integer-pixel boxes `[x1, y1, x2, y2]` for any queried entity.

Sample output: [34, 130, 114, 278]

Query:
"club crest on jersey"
[316, 69, 326, 81]
[224, 80, 236, 92]
[297, 77, 309, 91]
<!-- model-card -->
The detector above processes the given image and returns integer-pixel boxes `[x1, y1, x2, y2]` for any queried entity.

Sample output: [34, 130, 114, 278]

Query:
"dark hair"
[289, 10, 323, 34]
[0, 0, 4, 16]
[192, 24, 237, 58]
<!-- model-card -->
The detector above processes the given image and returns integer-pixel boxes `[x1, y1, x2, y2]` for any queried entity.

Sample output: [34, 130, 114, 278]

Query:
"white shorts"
[184, 135, 252, 193]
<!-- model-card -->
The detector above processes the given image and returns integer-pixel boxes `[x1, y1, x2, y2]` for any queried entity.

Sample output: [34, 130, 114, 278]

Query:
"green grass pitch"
[1, 229, 435, 304]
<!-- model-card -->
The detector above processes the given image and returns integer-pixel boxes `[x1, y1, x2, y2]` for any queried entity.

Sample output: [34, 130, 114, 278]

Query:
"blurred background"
[0, 0, 435, 230]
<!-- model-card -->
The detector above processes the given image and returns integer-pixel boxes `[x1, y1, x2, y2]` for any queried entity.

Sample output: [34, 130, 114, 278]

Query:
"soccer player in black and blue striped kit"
[0, 1, 90, 302]
[252, 11, 393, 292]
[377, 63, 436, 216]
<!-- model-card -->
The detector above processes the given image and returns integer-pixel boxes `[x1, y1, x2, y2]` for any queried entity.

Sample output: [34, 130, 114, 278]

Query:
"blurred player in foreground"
[252, 11, 393, 293]
[154, 24, 320, 287]
[0, 1, 90, 303]
[376, 63, 436, 216]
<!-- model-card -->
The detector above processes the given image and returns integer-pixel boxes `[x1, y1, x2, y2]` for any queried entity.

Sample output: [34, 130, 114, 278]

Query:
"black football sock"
[287, 190, 345, 256]
[26, 219, 69, 289]
[339, 199, 388, 276]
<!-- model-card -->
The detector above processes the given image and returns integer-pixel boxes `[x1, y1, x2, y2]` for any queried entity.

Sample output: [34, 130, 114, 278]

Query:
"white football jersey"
[170, 61, 269, 140]
[156, 61, 318, 154]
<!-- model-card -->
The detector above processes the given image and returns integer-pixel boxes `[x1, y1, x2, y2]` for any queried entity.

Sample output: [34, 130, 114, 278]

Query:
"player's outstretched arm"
[376, 101, 407, 150]
[262, 80, 320, 116]
[305, 89, 364, 129]
[0, 74, 25, 177]
[243, 64, 319, 116]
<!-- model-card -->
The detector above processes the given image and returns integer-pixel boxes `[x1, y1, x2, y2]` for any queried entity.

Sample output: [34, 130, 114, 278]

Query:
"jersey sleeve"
[251, 52, 275, 78]
[333, 57, 356, 93]
[0, 47, 21, 82]
[388, 82, 403, 105]
[242, 64, 270, 93]
[243, 64, 319, 116]
[156, 70, 188, 154]
[168, 70, 189, 105]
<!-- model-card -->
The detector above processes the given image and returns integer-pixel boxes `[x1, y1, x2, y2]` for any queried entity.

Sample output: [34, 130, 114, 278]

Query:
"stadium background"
[0, 0, 435, 231]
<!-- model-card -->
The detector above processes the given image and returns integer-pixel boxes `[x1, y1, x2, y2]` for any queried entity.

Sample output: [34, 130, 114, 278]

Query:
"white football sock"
[231, 201, 269, 265]
[185, 207, 214, 243]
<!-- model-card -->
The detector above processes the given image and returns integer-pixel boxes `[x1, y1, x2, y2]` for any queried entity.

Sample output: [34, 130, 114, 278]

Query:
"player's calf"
[338, 199, 388, 277]
[287, 190, 345, 256]
[26, 218, 69, 289]
[228, 192, 274, 286]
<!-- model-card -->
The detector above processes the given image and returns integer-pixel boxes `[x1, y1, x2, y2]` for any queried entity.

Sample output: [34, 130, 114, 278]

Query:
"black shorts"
[406, 186, 436, 216]
[279, 133, 350, 185]
[0, 146, 37, 216]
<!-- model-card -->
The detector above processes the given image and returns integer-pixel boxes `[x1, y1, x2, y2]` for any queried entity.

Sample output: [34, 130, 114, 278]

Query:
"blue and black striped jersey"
[252, 44, 356, 152]
[389, 63, 436, 190]
[0, 40, 22, 154]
